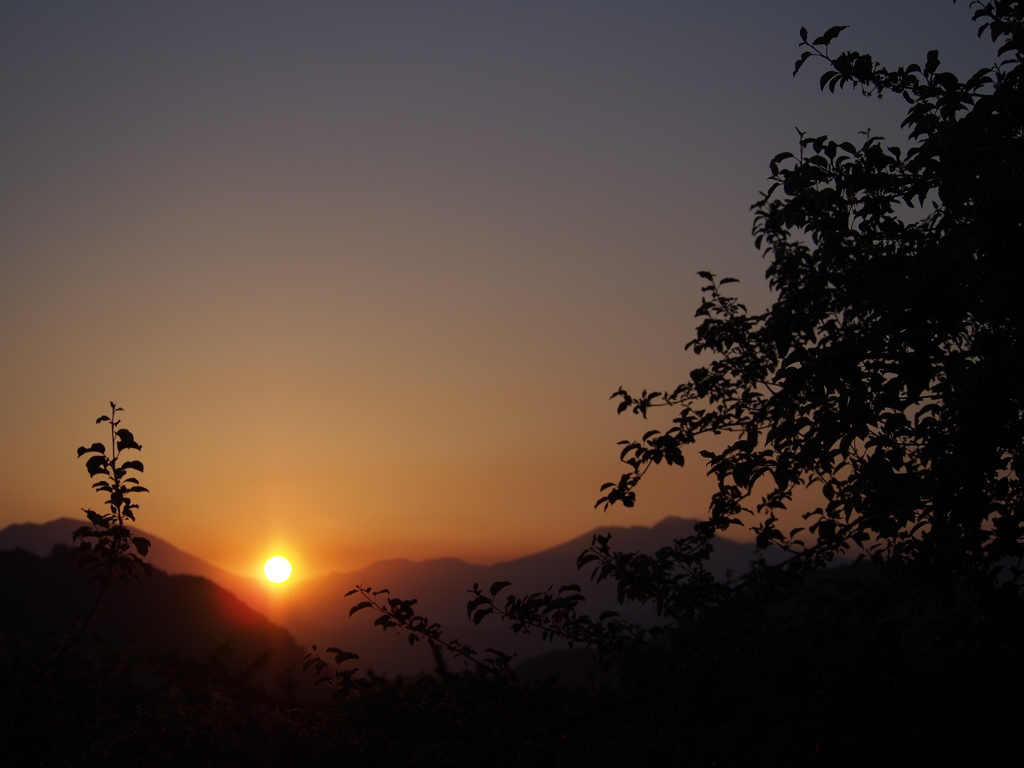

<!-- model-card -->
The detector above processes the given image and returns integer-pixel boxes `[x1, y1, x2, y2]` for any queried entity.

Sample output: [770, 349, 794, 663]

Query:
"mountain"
[264, 517, 782, 677]
[1, 516, 777, 679]
[0, 545, 310, 697]
[0, 518, 273, 614]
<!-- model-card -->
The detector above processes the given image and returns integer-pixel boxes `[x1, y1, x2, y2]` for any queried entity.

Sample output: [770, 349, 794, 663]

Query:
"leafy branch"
[73, 402, 152, 587]
[466, 579, 647, 666]
[303, 585, 518, 691]
[47, 403, 151, 670]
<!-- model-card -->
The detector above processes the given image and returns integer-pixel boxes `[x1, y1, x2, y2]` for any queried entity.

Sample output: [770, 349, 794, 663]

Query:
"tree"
[599, 0, 1024, 597]
[558, 7, 1024, 762]
[304, 6, 1024, 765]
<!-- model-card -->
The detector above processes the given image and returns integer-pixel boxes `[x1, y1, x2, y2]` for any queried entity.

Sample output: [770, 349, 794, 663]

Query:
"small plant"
[73, 402, 152, 587]
[39, 403, 152, 672]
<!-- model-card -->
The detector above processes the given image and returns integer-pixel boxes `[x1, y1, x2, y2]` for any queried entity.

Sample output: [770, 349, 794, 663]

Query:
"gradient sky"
[0, 1, 992, 579]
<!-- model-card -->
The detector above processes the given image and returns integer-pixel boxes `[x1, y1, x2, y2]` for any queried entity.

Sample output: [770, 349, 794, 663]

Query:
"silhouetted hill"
[0, 518, 273, 613]
[0, 546, 309, 697]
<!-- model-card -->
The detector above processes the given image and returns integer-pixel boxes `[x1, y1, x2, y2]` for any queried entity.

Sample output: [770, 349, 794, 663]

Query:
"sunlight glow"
[263, 555, 293, 583]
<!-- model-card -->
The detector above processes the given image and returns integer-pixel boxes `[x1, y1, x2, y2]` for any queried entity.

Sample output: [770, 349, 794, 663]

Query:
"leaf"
[133, 536, 151, 556]
[115, 429, 141, 451]
[349, 601, 373, 617]
[813, 25, 847, 46]
[794, 51, 813, 77]
[489, 580, 512, 597]
[85, 455, 109, 477]
[577, 552, 599, 568]
[467, 595, 491, 616]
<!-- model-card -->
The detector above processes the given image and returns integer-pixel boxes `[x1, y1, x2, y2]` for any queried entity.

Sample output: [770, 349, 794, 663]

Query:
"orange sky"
[0, 1, 990, 580]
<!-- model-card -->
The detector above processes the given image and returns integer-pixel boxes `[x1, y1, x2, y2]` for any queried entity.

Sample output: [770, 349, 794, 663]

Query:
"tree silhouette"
[600, 0, 1024, 595]
[325, 4, 1024, 764]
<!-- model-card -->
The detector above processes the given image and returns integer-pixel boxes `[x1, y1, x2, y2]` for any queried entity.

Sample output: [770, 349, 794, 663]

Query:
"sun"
[263, 555, 292, 584]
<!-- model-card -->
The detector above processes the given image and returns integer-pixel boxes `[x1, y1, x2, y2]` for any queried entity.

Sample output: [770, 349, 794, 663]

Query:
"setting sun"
[263, 555, 292, 584]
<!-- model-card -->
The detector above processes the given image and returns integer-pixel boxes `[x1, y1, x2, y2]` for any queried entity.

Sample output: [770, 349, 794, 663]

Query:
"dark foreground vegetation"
[3, 2, 1023, 764]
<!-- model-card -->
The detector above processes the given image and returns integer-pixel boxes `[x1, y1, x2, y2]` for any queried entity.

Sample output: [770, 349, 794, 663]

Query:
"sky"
[0, 1, 993, 580]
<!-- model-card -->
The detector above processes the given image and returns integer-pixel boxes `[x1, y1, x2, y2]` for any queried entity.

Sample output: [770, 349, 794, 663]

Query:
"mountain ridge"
[1, 515, 773, 676]
[0, 517, 274, 614]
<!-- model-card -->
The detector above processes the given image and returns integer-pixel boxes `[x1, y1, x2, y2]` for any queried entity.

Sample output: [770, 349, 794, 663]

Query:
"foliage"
[306, 2, 1024, 764]
[74, 401, 152, 587]
[598, 0, 1024, 596]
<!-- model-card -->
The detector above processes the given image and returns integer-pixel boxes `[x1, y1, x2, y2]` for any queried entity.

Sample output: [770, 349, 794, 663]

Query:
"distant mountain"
[0, 518, 273, 613]
[1, 516, 778, 679]
[267, 517, 780, 677]
[0, 545, 310, 697]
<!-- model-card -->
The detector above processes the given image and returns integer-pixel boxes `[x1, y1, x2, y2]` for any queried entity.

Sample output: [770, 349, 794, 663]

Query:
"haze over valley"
[1, 516, 776, 677]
